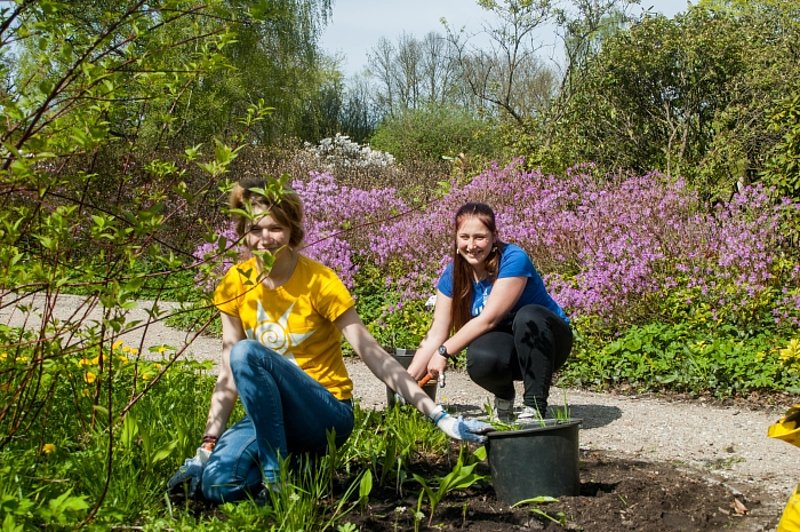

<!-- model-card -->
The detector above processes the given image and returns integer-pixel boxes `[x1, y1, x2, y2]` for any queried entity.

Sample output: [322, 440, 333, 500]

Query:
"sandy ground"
[2, 291, 797, 522]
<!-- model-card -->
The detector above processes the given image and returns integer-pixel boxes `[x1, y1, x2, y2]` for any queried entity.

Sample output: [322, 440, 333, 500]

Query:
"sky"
[320, 0, 694, 77]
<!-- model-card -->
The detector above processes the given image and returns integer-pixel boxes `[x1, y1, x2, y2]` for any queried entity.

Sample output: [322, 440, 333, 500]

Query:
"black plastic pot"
[385, 348, 437, 406]
[487, 418, 581, 504]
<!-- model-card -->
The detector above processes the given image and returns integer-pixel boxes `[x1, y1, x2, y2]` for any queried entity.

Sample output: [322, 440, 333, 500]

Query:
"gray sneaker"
[492, 395, 515, 422]
[517, 405, 545, 421]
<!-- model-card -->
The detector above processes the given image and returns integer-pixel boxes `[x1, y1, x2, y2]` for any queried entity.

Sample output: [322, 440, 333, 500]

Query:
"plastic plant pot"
[487, 418, 582, 504]
[385, 348, 437, 406]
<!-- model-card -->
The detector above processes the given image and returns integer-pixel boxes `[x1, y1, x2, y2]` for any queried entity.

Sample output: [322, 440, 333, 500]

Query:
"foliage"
[370, 105, 501, 166]
[366, 161, 800, 339]
[761, 91, 800, 201]
[561, 322, 800, 397]
[0, 353, 476, 530]
[554, 10, 746, 181]
[0, 342, 214, 528]
[413, 447, 487, 526]
[534, 0, 800, 197]
[366, 298, 433, 351]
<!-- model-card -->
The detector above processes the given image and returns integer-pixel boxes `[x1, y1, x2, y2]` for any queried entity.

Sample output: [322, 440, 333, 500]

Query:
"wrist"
[428, 404, 448, 425]
[437, 344, 451, 360]
[201, 434, 218, 451]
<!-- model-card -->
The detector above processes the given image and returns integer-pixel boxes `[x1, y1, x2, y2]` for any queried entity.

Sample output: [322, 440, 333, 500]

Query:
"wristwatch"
[437, 345, 451, 360]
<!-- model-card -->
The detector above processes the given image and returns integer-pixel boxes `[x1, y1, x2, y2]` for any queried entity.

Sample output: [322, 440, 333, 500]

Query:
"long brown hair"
[229, 177, 305, 249]
[451, 202, 504, 331]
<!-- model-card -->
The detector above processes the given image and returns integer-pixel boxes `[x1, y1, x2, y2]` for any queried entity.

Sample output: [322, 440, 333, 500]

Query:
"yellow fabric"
[778, 484, 800, 532]
[768, 404, 800, 447]
[214, 256, 355, 400]
[769, 404, 800, 531]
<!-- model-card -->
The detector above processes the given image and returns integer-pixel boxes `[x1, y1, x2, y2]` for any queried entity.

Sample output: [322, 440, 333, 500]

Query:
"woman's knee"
[229, 339, 282, 376]
[513, 304, 550, 328]
[466, 335, 512, 381]
[230, 339, 261, 366]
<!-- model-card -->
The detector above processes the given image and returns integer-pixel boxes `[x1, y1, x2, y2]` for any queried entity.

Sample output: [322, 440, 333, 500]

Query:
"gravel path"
[2, 292, 797, 524]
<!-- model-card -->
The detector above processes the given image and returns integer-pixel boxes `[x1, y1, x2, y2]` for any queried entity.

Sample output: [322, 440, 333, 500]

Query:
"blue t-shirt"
[437, 243, 569, 324]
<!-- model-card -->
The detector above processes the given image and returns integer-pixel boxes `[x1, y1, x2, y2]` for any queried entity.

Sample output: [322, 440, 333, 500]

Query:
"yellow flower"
[15, 356, 28, 363]
[157, 345, 168, 354]
[123, 346, 139, 355]
[84, 371, 96, 384]
[779, 339, 800, 362]
[141, 372, 153, 381]
[41, 443, 56, 454]
[81, 389, 91, 397]
[112, 340, 124, 350]
[117, 356, 129, 365]
[153, 363, 162, 370]
[90, 356, 100, 365]
[0, 352, 7, 362]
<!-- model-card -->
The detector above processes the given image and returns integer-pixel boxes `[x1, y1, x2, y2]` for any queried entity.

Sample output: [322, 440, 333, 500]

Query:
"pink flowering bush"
[192, 161, 800, 340]
[368, 160, 800, 336]
[192, 172, 408, 291]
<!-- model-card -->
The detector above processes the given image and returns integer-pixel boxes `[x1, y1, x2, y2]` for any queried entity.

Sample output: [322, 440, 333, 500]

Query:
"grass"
[0, 339, 484, 530]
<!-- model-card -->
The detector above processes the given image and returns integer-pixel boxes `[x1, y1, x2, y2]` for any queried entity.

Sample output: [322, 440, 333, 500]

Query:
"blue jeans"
[202, 339, 355, 502]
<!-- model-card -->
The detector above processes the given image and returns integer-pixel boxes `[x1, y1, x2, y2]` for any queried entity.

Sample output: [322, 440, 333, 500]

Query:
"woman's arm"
[407, 290, 452, 380]
[426, 276, 526, 377]
[335, 307, 438, 418]
[202, 312, 246, 441]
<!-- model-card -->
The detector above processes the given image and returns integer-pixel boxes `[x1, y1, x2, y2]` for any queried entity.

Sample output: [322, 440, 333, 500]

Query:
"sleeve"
[313, 266, 355, 322]
[212, 262, 258, 317]
[436, 263, 455, 297]
[497, 244, 536, 279]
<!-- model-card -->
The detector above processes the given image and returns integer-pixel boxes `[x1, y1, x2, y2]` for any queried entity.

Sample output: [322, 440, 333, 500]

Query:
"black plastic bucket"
[487, 419, 581, 504]
[385, 348, 437, 406]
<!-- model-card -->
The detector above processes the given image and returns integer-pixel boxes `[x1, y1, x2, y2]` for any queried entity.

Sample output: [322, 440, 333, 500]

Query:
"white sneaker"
[517, 405, 544, 421]
[492, 396, 515, 422]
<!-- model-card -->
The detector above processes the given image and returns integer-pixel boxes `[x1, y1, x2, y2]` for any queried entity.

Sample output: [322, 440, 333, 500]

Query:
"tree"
[441, 0, 639, 171]
[0, 0, 340, 490]
[547, 0, 800, 197]
[367, 31, 464, 117]
[370, 104, 500, 165]
[445, 0, 556, 124]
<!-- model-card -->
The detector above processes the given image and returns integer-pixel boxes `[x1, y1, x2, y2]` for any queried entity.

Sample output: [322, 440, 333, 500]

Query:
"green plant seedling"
[412, 447, 487, 525]
[512, 495, 566, 526]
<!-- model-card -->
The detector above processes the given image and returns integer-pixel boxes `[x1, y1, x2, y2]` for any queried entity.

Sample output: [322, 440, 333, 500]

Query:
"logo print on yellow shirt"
[248, 301, 313, 365]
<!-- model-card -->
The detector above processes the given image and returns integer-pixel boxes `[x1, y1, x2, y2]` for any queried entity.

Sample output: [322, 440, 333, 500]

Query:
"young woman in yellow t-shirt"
[168, 179, 491, 502]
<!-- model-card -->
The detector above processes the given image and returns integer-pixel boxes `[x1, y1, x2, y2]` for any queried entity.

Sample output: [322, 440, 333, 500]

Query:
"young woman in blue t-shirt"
[407, 202, 572, 421]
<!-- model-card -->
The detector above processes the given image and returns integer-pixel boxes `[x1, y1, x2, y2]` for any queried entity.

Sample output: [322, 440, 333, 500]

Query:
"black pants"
[466, 304, 573, 413]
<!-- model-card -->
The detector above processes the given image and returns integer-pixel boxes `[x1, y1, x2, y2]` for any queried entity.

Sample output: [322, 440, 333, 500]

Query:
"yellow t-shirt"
[213, 255, 355, 400]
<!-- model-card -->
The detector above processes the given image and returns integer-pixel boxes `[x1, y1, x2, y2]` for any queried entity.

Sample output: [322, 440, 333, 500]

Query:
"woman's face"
[456, 216, 495, 268]
[245, 208, 291, 253]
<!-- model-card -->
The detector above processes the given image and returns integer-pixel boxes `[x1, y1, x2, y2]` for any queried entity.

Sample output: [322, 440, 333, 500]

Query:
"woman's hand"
[426, 350, 448, 380]
[429, 405, 493, 443]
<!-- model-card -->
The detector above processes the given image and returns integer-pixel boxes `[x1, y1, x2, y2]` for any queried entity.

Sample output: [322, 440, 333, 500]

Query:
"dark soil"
[346, 448, 775, 531]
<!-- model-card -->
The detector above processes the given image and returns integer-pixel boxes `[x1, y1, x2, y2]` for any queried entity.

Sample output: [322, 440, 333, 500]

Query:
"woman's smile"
[457, 216, 494, 268]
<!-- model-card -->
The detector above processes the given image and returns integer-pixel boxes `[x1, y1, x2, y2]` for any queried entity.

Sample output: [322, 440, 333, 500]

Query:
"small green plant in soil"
[412, 446, 487, 527]
[512, 496, 566, 526]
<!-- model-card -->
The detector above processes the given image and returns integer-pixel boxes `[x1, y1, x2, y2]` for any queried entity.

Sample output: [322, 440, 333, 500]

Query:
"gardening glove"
[429, 405, 494, 444]
[167, 446, 211, 499]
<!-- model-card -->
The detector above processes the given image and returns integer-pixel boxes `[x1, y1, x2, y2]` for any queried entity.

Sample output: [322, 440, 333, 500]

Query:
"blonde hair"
[229, 178, 305, 248]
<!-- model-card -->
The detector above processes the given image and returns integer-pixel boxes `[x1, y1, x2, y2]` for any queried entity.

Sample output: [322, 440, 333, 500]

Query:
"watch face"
[438, 345, 447, 356]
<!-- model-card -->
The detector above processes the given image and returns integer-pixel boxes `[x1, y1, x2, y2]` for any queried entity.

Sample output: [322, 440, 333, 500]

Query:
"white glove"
[167, 446, 211, 498]
[429, 405, 493, 443]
